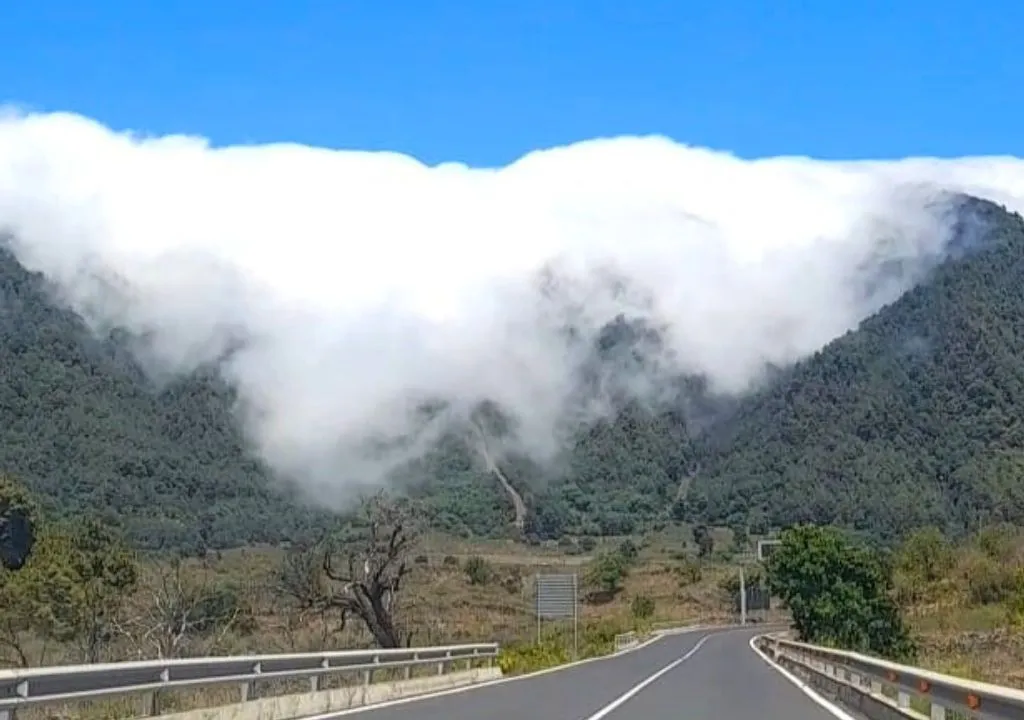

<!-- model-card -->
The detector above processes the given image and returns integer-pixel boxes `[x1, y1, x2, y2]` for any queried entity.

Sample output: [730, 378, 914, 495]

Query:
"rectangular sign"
[535, 573, 577, 620]
[757, 539, 782, 562]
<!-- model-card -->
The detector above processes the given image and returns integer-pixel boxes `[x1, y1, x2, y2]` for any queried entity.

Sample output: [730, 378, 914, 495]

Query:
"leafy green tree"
[0, 539, 60, 666]
[0, 475, 37, 571]
[585, 551, 629, 599]
[618, 538, 638, 564]
[692, 525, 714, 559]
[976, 523, 1018, 563]
[767, 525, 915, 661]
[45, 519, 138, 661]
[896, 527, 954, 583]
[730, 524, 749, 553]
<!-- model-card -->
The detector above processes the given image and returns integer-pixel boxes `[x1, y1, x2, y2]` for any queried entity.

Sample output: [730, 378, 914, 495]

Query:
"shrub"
[464, 556, 493, 585]
[631, 593, 655, 620]
[497, 641, 569, 675]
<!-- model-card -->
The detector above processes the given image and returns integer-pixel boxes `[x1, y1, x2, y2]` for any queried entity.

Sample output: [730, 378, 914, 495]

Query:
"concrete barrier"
[154, 667, 503, 720]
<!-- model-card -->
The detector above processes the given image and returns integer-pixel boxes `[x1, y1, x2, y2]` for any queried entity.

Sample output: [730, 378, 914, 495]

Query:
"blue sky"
[2, 0, 1021, 167]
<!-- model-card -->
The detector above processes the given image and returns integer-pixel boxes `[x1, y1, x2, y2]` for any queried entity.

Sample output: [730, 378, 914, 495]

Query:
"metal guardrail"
[0, 642, 499, 719]
[613, 631, 638, 653]
[760, 634, 1024, 719]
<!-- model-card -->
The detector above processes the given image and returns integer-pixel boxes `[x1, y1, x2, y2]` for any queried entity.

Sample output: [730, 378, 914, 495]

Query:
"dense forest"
[408, 196, 1024, 542]
[3, 195, 1024, 548]
[685, 197, 1024, 540]
[0, 247, 335, 549]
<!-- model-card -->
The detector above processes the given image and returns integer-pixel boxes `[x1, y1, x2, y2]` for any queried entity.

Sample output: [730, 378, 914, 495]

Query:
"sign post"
[535, 573, 579, 659]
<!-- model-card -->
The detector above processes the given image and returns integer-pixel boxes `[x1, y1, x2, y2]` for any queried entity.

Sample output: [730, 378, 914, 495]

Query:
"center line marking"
[581, 633, 712, 720]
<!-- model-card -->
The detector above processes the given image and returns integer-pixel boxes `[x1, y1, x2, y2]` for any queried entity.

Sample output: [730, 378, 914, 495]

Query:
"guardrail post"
[144, 668, 169, 716]
[363, 653, 380, 687]
[0, 708, 13, 720]
[311, 657, 329, 692]
[897, 690, 911, 710]
[405, 651, 417, 680]
[437, 650, 451, 675]
[467, 647, 477, 671]
[241, 662, 261, 702]
[931, 703, 946, 720]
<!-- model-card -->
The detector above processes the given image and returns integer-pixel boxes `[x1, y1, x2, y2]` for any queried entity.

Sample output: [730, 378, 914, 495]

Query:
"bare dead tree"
[276, 538, 347, 651]
[278, 490, 421, 649]
[114, 559, 242, 659]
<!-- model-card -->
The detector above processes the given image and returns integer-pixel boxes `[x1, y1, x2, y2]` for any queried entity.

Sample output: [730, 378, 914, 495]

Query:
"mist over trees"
[0, 197, 1023, 548]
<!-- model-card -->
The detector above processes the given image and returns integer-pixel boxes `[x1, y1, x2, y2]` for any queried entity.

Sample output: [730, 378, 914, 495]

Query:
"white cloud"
[0, 109, 1020, 499]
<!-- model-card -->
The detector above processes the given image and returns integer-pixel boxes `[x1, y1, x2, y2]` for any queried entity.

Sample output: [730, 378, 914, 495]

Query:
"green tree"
[692, 525, 714, 559]
[730, 524, 749, 553]
[896, 527, 954, 584]
[46, 519, 139, 662]
[618, 538, 638, 564]
[0, 475, 37, 571]
[767, 525, 915, 661]
[585, 551, 629, 599]
[0, 538, 60, 666]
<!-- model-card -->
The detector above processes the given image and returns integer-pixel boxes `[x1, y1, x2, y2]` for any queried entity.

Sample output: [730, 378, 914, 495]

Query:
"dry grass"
[34, 523, 1024, 716]
[13, 537, 745, 719]
[897, 532, 1024, 689]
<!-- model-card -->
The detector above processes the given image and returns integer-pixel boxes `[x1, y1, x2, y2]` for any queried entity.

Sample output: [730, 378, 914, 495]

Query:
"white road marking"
[579, 633, 713, 720]
[747, 634, 858, 720]
[303, 626, 718, 718]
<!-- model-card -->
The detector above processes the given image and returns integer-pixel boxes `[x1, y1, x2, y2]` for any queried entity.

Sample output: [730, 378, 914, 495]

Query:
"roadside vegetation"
[764, 522, 1024, 689]
[0, 477, 743, 717]
[6, 467, 1024, 719]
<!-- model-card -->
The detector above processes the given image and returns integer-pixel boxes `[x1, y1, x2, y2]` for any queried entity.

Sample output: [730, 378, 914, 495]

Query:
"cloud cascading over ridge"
[1, 109, 1023, 500]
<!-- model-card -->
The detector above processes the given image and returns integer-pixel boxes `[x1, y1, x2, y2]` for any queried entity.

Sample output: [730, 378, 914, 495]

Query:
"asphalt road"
[334, 626, 842, 719]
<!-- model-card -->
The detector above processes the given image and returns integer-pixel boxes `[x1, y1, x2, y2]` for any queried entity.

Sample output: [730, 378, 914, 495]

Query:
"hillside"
[683, 197, 1024, 540]
[0, 247, 334, 550]
[3, 195, 1024, 547]
[415, 195, 1024, 542]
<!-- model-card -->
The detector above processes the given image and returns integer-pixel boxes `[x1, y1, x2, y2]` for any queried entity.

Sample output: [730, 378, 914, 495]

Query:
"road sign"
[535, 573, 576, 620]
[535, 573, 579, 659]
[757, 539, 782, 562]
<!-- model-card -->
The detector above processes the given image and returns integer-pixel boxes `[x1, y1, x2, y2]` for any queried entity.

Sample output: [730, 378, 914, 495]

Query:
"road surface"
[334, 626, 840, 719]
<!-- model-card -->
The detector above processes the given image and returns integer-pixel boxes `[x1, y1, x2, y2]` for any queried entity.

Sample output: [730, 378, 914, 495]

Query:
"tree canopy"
[766, 524, 915, 660]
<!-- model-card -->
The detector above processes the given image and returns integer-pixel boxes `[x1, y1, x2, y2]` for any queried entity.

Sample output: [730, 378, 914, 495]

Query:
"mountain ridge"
[0, 194, 1020, 547]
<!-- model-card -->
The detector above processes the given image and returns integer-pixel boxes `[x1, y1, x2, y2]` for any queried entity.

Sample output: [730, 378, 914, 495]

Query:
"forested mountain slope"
[0, 247, 333, 550]
[415, 196, 1024, 542]
[3, 196, 1023, 547]
[683, 198, 1024, 539]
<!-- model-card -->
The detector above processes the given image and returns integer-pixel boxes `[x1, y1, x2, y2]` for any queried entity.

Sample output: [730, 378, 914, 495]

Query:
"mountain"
[3, 195, 1024, 548]
[409, 195, 1024, 543]
[682, 196, 1024, 540]
[0, 247, 334, 550]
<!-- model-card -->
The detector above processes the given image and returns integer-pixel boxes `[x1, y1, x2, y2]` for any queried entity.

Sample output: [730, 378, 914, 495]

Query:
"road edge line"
[748, 634, 858, 720]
